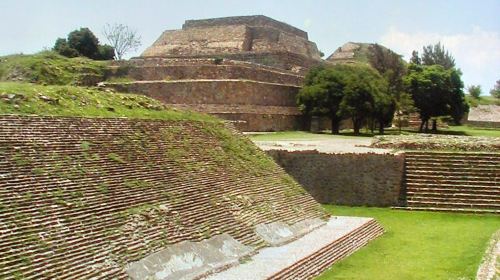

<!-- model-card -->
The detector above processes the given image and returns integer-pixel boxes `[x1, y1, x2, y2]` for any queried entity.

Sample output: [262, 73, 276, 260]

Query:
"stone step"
[405, 165, 499, 173]
[407, 195, 500, 205]
[405, 169, 499, 178]
[392, 206, 500, 214]
[404, 157, 499, 164]
[405, 177, 498, 186]
[405, 161, 499, 169]
[406, 187, 500, 196]
[405, 182, 500, 190]
[267, 219, 384, 280]
[406, 200, 500, 210]
[406, 191, 500, 201]
[405, 151, 500, 160]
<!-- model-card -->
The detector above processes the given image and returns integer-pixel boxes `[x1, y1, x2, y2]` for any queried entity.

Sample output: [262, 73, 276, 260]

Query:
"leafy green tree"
[53, 38, 79, 58]
[53, 28, 114, 60]
[67, 28, 100, 59]
[339, 65, 388, 134]
[410, 50, 421, 65]
[297, 65, 346, 134]
[404, 64, 467, 131]
[490, 80, 500, 99]
[467, 85, 482, 99]
[96, 45, 115, 60]
[421, 42, 456, 69]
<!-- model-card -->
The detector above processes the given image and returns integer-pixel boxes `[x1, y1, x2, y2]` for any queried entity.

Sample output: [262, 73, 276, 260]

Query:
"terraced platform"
[206, 216, 383, 280]
[0, 115, 383, 279]
[105, 58, 307, 132]
[0, 115, 324, 279]
[399, 151, 500, 213]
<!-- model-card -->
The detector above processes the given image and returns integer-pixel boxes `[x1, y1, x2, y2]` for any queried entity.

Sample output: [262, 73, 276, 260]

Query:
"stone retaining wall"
[267, 150, 405, 206]
[107, 80, 300, 107]
[0, 115, 324, 279]
[121, 64, 303, 85]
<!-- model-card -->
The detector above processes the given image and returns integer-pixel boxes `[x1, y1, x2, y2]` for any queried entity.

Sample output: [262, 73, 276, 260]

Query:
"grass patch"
[0, 82, 219, 122]
[466, 95, 500, 107]
[317, 206, 500, 280]
[443, 125, 500, 137]
[0, 51, 108, 85]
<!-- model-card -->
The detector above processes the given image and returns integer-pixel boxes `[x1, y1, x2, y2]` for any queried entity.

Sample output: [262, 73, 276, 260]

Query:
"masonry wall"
[267, 150, 405, 206]
[0, 115, 324, 279]
[108, 80, 300, 107]
[122, 64, 303, 85]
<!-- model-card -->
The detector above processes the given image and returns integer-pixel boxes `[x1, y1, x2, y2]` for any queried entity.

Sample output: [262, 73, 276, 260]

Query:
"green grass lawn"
[442, 125, 500, 137]
[317, 206, 500, 280]
[248, 131, 372, 141]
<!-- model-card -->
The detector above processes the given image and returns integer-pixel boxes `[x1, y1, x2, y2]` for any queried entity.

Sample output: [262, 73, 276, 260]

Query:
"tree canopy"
[297, 63, 391, 134]
[53, 28, 115, 60]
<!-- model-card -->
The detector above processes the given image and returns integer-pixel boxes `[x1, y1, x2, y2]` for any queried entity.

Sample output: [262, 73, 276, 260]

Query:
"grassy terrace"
[0, 82, 218, 122]
[318, 206, 500, 280]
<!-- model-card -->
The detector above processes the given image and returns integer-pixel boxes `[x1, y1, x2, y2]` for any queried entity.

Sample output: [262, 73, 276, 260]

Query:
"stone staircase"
[268, 218, 384, 280]
[400, 151, 500, 213]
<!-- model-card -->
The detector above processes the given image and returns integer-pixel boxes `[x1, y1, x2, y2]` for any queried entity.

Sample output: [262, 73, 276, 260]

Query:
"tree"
[467, 85, 482, 99]
[394, 92, 416, 133]
[421, 42, 455, 69]
[297, 65, 346, 134]
[339, 65, 388, 134]
[410, 50, 421, 65]
[96, 45, 115, 60]
[490, 80, 500, 99]
[103, 23, 141, 60]
[67, 28, 100, 59]
[53, 27, 114, 60]
[404, 64, 467, 132]
[53, 38, 79, 58]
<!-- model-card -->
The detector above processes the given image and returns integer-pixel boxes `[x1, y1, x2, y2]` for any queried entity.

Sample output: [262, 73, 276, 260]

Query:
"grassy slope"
[0, 51, 108, 85]
[0, 82, 218, 122]
[317, 206, 500, 280]
[466, 95, 500, 107]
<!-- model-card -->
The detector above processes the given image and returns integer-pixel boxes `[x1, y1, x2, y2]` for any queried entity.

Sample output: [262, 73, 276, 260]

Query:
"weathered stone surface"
[126, 234, 252, 280]
[267, 150, 405, 206]
[467, 105, 500, 128]
[255, 218, 325, 246]
[0, 115, 325, 279]
[141, 15, 321, 69]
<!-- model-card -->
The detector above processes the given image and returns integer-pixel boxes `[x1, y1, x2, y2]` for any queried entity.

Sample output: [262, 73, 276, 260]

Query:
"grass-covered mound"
[0, 51, 108, 85]
[318, 206, 500, 280]
[0, 82, 217, 122]
[466, 95, 500, 107]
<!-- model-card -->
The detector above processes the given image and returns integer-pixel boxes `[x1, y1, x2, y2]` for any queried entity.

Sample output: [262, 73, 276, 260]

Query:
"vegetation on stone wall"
[0, 82, 218, 122]
[0, 51, 109, 85]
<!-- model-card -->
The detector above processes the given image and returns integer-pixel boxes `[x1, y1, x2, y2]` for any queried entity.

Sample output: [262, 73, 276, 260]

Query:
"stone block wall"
[183, 15, 308, 39]
[122, 64, 303, 85]
[0, 115, 324, 279]
[108, 80, 300, 107]
[267, 150, 405, 206]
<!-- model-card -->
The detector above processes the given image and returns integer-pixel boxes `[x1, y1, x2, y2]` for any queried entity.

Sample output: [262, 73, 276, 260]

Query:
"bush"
[53, 28, 115, 60]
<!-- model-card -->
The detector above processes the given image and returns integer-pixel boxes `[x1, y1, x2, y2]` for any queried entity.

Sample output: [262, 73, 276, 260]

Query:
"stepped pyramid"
[105, 15, 323, 132]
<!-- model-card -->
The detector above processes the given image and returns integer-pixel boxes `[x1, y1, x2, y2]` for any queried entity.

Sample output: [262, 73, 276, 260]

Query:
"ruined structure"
[0, 115, 383, 279]
[106, 16, 323, 131]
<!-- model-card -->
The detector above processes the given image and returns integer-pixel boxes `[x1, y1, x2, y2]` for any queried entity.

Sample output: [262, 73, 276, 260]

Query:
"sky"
[1, 0, 499, 94]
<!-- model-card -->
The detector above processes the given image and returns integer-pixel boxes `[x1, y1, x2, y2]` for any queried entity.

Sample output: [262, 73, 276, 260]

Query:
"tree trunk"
[419, 120, 425, 132]
[331, 118, 340, 134]
[431, 119, 437, 132]
[424, 120, 429, 132]
[353, 118, 361, 135]
[378, 120, 385, 134]
[330, 113, 341, 134]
